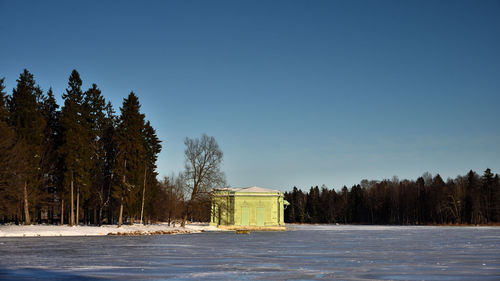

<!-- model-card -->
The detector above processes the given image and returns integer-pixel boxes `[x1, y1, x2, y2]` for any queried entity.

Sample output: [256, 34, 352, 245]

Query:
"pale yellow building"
[210, 186, 288, 230]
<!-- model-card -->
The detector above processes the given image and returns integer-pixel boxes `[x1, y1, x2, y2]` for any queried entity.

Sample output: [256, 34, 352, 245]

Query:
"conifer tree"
[1, 78, 30, 222]
[8, 70, 46, 224]
[40, 88, 60, 222]
[466, 170, 481, 224]
[481, 168, 494, 222]
[493, 174, 500, 222]
[284, 190, 295, 223]
[99, 102, 117, 224]
[319, 186, 331, 223]
[140, 120, 162, 224]
[0, 78, 8, 122]
[292, 187, 305, 223]
[0, 78, 19, 218]
[114, 92, 146, 226]
[84, 84, 107, 224]
[0, 122, 29, 221]
[59, 70, 91, 225]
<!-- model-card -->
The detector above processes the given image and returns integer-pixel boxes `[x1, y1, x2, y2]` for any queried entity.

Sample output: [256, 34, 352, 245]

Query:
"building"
[210, 186, 288, 230]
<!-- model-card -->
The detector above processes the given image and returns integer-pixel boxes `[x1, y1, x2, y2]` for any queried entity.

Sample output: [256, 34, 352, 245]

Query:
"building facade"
[210, 186, 288, 229]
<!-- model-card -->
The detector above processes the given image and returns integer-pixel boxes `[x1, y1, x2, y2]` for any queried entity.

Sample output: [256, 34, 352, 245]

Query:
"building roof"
[217, 186, 281, 193]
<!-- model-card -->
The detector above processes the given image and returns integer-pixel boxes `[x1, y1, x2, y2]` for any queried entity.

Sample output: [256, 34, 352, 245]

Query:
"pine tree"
[8, 70, 46, 224]
[40, 88, 60, 223]
[59, 70, 91, 225]
[481, 168, 494, 223]
[493, 174, 500, 222]
[84, 83, 107, 224]
[114, 92, 146, 226]
[466, 170, 481, 224]
[349, 184, 364, 223]
[0, 78, 8, 122]
[140, 120, 162, 224]
[284, 190, 295, 223]
[292, 187, 305, 223]
[0, 78, 23, 220]
[305, 186, 319, 223]
[100, 102, 117, 224]
[0, 122, 29, 222]
[340, 186, 349, 223]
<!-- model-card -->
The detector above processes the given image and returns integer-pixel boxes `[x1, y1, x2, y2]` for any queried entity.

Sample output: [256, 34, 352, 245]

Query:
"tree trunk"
[140, 166, 147, 224]
[118, 198, 124, 227]
[76, 187, 80, 225]
[118, 160, 126, 227]
[70, 177, 74, 226]
[182, 184, 198, 227]
[181, 200, 190, 227]
[98, 206, 103, 226]
[23, 181, 30, 225]
[60, 199, 64, 225]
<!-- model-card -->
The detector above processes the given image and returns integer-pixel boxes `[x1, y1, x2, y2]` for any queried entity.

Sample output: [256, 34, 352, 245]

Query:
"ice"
[0, 225, 499, 280]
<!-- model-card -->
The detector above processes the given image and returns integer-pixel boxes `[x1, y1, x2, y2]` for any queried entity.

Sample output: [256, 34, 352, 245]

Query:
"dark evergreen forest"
[0, 69, 190, 225]
[285, 170, 499, 225]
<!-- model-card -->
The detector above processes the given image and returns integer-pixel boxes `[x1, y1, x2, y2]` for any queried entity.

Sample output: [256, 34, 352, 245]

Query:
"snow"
[0, 222, 221, 237]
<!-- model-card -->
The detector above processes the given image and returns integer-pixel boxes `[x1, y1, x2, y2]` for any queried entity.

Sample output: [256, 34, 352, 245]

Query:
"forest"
[284, 170, 500, 225]
[0, 69, 206, 226]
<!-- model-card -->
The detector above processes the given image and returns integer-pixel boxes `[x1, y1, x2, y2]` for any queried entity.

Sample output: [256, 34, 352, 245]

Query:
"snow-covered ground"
[0, 222, 221, 237]
[2, 223, 498, 237]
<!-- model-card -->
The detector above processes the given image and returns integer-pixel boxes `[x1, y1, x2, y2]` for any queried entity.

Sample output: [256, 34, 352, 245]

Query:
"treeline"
[0, 69, 184, 225]
[285, 170, 500, 225]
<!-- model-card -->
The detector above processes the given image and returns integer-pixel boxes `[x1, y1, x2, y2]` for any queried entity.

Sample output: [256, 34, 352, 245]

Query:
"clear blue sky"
[1, 0, 499, 191]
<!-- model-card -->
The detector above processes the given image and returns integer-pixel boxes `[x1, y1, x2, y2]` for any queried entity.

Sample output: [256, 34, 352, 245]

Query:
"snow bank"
[0, 223, 221, 237]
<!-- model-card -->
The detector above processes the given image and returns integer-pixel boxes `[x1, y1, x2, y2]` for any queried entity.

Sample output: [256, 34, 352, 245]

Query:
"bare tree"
[181, 134, 225, 227]
[159, 174, 184, 225]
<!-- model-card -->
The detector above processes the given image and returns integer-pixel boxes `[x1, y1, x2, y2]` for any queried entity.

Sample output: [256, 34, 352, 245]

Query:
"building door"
[256, 207, 265, 226]
[241, 206, 249, 226]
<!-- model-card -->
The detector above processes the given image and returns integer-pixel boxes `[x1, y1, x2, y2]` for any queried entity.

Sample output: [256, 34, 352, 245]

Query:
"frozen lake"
[0, 225, 499, 280]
